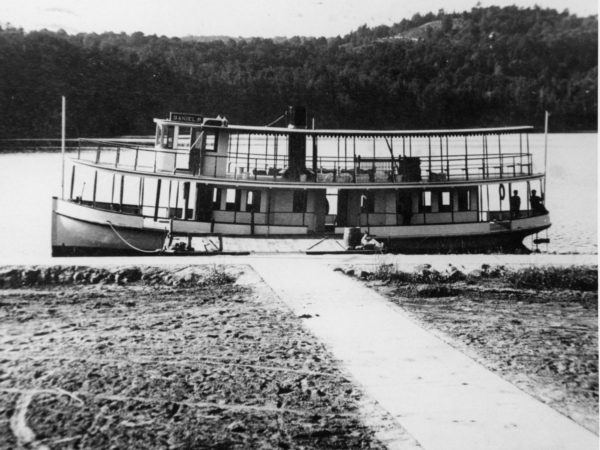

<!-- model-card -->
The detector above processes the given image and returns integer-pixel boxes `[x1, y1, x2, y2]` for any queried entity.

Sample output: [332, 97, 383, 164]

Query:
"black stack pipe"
[285, 106, 308, 180]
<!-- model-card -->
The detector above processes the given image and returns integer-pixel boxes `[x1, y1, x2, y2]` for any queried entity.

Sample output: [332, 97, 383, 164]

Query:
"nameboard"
[169, 112, 204, 123]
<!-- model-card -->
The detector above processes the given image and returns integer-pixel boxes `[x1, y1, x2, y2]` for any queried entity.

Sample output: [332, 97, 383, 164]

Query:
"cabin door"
[336, 190, 349, 227]
[397, 191, 413, 225]
[194, 184, 213, 222]
[324, 189, 338, 233]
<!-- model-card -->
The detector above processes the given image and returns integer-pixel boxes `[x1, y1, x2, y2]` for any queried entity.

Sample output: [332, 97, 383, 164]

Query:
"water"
[0, 133, 596, 260]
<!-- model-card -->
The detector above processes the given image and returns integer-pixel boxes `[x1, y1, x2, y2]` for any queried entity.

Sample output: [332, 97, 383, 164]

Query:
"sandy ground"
[349, 267, 598, 434]
[0, 265, 396, 449]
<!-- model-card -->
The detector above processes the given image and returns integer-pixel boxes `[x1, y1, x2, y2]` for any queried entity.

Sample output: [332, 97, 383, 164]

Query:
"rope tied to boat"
[106, 220, 164, 254]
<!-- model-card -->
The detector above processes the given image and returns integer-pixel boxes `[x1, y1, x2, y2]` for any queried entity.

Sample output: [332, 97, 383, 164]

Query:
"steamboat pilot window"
[419, 191, 432, 213]
[439, 191, 452, 212]
[177, 127, 192, 149]
[204, 131, 218, 151]
[161, 126, 175, 149]
[458, 190, 471, 211]
[293, 191, 307, 213]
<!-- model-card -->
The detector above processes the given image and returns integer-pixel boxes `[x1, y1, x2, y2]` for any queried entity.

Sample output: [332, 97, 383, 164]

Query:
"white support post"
[543, 110, 550, 195]
[61, 96, 66, 199]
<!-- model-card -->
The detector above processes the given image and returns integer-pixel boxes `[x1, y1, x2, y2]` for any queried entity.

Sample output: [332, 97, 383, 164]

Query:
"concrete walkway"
[251, 259, 598, 450]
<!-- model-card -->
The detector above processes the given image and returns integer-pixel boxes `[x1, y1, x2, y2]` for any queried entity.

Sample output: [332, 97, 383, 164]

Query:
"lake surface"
[0, 133, 596, 260]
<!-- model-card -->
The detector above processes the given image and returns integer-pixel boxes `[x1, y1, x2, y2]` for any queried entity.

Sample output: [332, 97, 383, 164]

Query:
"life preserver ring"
[499, 184, 506, 200]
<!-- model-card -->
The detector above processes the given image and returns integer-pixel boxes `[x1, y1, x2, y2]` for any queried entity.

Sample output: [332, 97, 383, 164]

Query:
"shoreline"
[0, 252, 597, 269]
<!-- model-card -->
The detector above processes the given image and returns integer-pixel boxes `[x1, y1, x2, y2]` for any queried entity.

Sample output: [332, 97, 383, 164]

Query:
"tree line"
[0, 5, 596, 138]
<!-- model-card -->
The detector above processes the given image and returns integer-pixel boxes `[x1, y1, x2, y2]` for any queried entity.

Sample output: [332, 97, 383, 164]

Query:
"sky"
[0, 0, 597, 38]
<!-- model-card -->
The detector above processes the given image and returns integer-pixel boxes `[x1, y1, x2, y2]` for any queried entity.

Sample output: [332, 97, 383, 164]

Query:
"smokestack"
[286, 106, 307, 180]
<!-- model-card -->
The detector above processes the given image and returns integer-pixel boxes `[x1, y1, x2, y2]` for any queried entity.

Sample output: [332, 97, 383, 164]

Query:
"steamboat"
[51, 106, 550, 255]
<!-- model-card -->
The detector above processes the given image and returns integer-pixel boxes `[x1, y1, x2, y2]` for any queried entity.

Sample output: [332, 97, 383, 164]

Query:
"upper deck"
[71, 112, 543, 188]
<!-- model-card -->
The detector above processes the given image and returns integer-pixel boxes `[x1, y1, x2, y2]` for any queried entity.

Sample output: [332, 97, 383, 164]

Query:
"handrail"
[72, 140, 538, 184]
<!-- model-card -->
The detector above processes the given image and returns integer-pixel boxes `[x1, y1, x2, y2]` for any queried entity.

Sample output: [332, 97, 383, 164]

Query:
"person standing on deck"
[510, 190, 521, 219]
[530, 190, 547, 215]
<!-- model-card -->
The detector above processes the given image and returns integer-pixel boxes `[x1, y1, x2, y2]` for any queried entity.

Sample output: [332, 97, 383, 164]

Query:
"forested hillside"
[0, 6, 596, 137]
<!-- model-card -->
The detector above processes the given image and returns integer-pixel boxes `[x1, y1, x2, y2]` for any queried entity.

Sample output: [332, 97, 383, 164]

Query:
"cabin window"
[71, 165, 95, 203]
[360, 191, 375, 213]
[94, 171, 113, 207]
[121, 177, 140, 213]
[158, 179, 171, 218]
[293, 191, 307, 213]
[225, 188, 236, 211]
[168, 181, 183, 219]
[419, 191, 432, 213]
[204, 131, 218, 151]
[112, 175, 122, 206]
[439, 191, 452, 212]
[458, 190, 471, 211]
[142, 178, 158, 217]
[246, 190, 262, 212]
[212, 188, 222, 210]
[180, 182, 193, 220]
[326, 189, 338, 215]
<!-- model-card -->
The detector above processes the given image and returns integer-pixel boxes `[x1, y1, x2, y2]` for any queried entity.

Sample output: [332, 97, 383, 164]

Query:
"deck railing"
[74, 139, 535, 184]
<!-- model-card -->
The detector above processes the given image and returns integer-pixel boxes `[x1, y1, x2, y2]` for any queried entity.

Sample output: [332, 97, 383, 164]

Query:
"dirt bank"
[0, 265, 387, 449]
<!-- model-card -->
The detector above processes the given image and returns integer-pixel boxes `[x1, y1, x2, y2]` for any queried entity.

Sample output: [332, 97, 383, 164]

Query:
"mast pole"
[543, 110, 550, 195]
[61, 96, 66, 199]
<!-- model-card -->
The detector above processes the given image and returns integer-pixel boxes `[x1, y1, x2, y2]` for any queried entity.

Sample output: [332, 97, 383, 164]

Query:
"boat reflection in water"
[52, 106, 551, 255]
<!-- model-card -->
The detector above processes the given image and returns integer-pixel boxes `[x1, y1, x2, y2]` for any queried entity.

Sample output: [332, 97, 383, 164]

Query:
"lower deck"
[67, 165, 547, 233]
[55, 163, 550, 255]
[52, 196, 551, 256]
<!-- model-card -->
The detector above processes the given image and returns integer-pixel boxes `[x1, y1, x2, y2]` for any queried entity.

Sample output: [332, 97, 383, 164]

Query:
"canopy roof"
[202, 124, 534, 138]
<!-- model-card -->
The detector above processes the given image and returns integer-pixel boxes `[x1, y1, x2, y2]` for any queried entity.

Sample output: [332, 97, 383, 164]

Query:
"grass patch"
[198, 267, 236, 286]
[504, 266, 597, 291]
[372, 263, 597, 292]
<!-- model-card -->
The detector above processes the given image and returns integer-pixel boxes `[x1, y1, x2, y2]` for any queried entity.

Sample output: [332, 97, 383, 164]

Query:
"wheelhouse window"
[419, 191, 432, 213]
[439, 191, 452, 212]
[176, 127, 191, 149]
[161, 126, 175, 149]
[246, 190, 261, 212]
[293, 191, 307, 213]
[204, 131, 218, 151]
[458, 190, 471, 211]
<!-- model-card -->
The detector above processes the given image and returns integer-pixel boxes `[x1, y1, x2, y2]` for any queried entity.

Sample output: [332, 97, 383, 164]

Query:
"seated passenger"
[360, 232, 384, 251]
[530, 189, 547, 215]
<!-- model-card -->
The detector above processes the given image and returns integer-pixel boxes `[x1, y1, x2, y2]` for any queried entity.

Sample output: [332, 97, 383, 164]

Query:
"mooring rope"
[106, 220, 164, 254]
